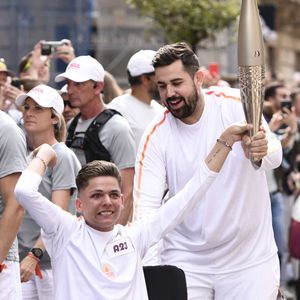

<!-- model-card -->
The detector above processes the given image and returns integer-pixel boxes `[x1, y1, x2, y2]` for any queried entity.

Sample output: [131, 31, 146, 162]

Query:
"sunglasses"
[63, 100, 75, 108]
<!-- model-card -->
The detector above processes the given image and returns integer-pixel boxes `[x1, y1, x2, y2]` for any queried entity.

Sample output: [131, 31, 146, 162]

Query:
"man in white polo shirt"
[109, 50, 164, 149]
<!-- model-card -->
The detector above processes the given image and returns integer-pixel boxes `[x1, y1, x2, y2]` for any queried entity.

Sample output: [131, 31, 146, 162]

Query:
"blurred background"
[1, 0, 300, 88]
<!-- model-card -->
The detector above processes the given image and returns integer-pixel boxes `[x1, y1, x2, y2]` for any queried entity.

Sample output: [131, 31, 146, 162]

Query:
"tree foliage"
[125, 0, 240, 50]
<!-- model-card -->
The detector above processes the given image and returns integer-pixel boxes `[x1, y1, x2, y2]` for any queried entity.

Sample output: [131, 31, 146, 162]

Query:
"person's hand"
[268, 111, 284, 132]
[52, 39, 75, 64]
[33, 144, 57, 168]
[20, 255, 37, 282]
[219, 122, 253, 147]
[241, 125, 268, 161]
[282, 106, 297, 133]
[2, 83, 24, 103]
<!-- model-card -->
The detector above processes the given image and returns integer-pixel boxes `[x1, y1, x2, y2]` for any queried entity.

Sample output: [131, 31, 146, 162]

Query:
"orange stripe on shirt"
[205, 90, 241, 102]
[135, 110, 169, 210]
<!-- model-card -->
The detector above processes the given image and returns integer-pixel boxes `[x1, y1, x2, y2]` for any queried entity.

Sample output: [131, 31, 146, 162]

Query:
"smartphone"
[41, 41, 65, 56]
[11, 78, 21, 89]
[281, 100, 292, 111]
[209, 62, 219, 76]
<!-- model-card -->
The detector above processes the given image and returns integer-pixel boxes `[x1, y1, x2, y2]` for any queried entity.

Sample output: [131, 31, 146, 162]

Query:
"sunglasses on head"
[63, 100, 75, 108]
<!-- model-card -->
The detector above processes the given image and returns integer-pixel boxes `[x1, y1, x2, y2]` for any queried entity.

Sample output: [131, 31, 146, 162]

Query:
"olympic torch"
[238, 0, 265, 137]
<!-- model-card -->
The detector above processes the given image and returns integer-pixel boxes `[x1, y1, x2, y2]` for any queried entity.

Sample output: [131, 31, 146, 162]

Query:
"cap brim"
[55, 72, 87, 83]
[15, 93, 53, 110]
[15, 94, 28, 107]
[0, 70, 15, 77]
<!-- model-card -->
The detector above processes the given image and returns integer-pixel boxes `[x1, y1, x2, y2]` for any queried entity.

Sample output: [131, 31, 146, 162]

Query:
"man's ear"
[76, 198, 83, 213]
[193, 69, 205, 88]
[93, 81, 104, 94]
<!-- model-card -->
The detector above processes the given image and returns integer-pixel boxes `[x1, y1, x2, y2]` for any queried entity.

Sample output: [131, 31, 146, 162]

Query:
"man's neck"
[80, 97, 106, 120]
[131, 87, 152, 105]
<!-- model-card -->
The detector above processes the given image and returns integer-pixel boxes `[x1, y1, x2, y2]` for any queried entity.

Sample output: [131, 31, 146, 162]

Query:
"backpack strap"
[66, 113, 81, 147]
[83, 109, 121, 163]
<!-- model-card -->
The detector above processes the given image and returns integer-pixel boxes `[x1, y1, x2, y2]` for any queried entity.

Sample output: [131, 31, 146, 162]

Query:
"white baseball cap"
[127, 50, 156, 77]
[16, 84, 64, 114]
[55, 55, 105, 83]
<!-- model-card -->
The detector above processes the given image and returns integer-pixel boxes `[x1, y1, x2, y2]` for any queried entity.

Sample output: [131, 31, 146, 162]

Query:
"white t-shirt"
[108, 94, 164, 149]
[134, 88, 282, 278]
[15, 160, 217, 300]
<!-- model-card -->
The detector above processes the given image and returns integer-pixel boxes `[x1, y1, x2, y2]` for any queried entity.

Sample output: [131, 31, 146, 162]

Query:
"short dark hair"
[127, 70, 155, 86]
[152, 42, 200, 77]
[76, 160, 122, 192]
[264, 83, 285, 100]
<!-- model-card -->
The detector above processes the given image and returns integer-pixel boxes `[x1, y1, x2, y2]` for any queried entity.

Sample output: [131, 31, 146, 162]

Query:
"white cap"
[16, 84, 64, 114]
[127, 50, 156, 77]
[55, 55, 105, 83]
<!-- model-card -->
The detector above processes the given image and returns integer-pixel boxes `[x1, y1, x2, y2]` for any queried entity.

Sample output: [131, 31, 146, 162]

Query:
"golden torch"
[238, 0, 265, 137]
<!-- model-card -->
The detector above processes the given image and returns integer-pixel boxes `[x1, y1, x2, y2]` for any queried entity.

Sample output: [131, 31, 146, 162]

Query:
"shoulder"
[204, 87, 241, 106]
[53, 143, 81, 168]
[105, 112, 132, 132]
[108, 94, 132, 109]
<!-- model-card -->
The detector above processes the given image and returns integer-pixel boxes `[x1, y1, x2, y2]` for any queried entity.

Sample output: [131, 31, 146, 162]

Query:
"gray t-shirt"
[18, 142, 81, 269]
[70, 113, 136, 168]
[0, 111, 27, 261]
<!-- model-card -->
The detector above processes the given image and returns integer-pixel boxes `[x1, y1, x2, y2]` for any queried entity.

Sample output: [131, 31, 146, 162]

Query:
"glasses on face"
[64, 100, 75, 108]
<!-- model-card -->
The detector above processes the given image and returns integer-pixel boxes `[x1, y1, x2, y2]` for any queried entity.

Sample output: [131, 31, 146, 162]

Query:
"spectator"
[59, 84, 80, 125]
[15, 84, 81, 299]
[108, 50, 164, 148]
[102, 71, 123, 104]
[0, 109, 27, 300]
[55, 55, 136, 225]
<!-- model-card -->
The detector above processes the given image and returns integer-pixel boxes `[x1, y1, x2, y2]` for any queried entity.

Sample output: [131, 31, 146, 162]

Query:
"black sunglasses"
[63, 100, 75, 108]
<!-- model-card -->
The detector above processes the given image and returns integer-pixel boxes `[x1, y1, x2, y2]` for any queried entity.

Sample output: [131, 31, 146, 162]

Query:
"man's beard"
[165, 85, 198, 119]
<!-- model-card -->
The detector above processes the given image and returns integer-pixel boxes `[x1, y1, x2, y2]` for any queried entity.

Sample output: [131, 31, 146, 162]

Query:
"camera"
[41, 41, 65, 56]
[11, 78, 21, 89]
[281, 100, 292, 111]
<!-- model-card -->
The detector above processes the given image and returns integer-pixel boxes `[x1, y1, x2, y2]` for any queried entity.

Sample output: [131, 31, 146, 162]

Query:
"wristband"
[216, 138, 232, 151]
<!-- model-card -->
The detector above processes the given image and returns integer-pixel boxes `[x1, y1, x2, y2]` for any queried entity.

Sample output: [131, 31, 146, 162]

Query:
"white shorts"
[0, 260, 22, 300]
[187, 255, 280, 300]
[21, 269, 54, 300]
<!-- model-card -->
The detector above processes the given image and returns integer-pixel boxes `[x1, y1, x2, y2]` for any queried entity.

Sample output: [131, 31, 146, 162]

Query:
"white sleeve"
[14, 170, 77, 258]
[134, 161, 217, 258]
[133, 126, 167, 265]
[15, 170, 61, 234]
[260, 117, 283, 171]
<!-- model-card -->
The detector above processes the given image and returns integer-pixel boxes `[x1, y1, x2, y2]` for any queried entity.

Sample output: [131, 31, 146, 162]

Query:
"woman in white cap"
[15, 84, 81, 300]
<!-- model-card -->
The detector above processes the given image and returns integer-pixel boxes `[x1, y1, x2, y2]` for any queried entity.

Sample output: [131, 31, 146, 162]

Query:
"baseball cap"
[55, 55, 105, 83]
[0, 58, 14, 77]
[127, 50, 156, 77]
[16, 84, 64, 114]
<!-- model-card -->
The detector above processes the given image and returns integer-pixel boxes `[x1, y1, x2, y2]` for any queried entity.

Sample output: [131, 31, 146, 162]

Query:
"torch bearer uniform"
[134, 87, 282, 299]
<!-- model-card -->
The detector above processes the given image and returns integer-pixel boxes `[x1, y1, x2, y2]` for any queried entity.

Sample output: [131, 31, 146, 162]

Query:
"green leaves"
[125, 0, 240, 50]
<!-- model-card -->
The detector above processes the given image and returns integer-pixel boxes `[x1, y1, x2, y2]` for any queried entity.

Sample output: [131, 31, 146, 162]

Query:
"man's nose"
[166, 85, 175, 98]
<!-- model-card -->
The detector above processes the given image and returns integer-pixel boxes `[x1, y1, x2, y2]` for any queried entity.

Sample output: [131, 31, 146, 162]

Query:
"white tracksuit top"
[134, 87, 282, 276]
[15, 160, 216, 300]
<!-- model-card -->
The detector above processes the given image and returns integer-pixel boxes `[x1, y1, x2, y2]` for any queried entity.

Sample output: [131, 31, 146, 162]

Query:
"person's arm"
[0, 173, 24, 263]
[135, 123, 252, 253]
[20, 189, 71, 282]
[118, 168, 134, 224]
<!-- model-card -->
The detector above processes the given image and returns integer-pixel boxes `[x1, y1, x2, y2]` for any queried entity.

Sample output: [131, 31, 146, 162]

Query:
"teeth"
[99, 211, 113, 216]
